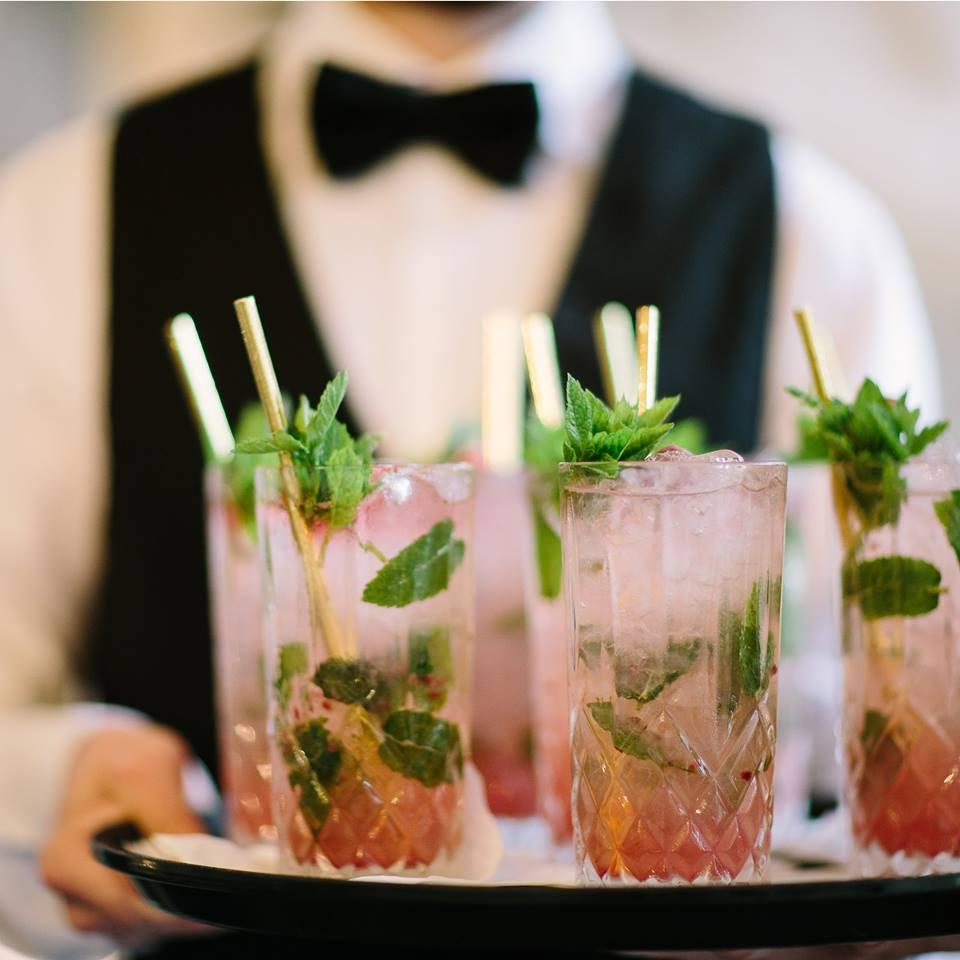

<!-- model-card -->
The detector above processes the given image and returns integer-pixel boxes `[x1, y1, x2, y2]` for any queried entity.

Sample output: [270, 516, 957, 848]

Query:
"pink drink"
[259, 464, 474, 873]
[562, 455, 786, 884]
[523, 471, 572, 844]
[843, 459, 960, 875]
[204, 467, 274, 844]
[471, 471, 537, 816]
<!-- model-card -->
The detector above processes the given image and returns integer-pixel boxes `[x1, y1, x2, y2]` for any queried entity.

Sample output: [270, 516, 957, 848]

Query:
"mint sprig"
[362, 519, 465, 608]
[235, 371, 380, 529]
[788, 379, 948, 530]
[842, 555, 942, 620]
[563, 374, 678, 466]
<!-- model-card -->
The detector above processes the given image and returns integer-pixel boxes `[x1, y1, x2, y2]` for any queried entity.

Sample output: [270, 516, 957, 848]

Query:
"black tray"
[93, 823, 960, 952]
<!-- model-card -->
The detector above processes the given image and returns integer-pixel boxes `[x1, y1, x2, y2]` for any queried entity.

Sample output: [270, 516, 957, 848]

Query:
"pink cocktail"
[523, 471, 572, 845]
[843, 459, 960, 875]
[472, 471, 537, 816]
[204, 467, 274, 844]
[259, 463, 475, 874]
[562, 454, 786, 884]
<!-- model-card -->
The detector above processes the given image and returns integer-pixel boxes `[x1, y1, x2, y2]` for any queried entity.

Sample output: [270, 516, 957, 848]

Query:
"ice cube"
[422, 464, 473, 504]
[693, 449, 744, 464]
[381, 471, 413, 505]
[649, 445, 695, 462]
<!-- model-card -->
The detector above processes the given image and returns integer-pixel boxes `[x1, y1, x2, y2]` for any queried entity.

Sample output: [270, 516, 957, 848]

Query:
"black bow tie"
[311, 63, 539, 187]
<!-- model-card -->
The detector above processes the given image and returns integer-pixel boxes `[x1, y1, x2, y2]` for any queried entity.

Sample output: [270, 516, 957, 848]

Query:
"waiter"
[0, 1, 941, 955]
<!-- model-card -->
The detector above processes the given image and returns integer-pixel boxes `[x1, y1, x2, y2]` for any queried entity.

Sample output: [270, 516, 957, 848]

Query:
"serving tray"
[93, 822, 960, 953]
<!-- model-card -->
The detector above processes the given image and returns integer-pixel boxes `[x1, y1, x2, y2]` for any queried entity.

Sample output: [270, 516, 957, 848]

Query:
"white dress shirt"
[0, 1, 943, 953]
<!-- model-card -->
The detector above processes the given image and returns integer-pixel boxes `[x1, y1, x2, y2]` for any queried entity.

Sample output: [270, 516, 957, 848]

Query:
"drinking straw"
[521, 313, 564, 429]
[481, 310, 525, 471]
[164, 313, 235, 464]
[793, 308, 854, 550]
[234, 295, 349, 659]
[592, 302, 639, 407]
[636, 305, 660, 414]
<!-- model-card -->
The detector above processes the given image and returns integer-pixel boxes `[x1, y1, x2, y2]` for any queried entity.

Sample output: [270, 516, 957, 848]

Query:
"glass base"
[576, 853, 768, 886]
[853, 842, 960, 877]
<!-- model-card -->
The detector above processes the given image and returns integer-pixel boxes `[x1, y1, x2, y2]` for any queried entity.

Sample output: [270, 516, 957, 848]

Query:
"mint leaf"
[524, 414, 565, 599]
[326, 444, 365, 530]
[738, 581, 764, 697]
[615, 637, 702, 705]
[861, 709, 889, 754]
[843, 555, 942, 619]
[314, 657, 382, 706]
[294, 718, 342, 785]
[934, 490, 960, 566]
[275, 642, 308, 709]
[224, 402, 276, 539]
[786, 412, 830, 463]
[408, 627, 453, 711]
[578, 632, 614, 668]
[235, 430, 305, 455]
[362, 519, 465, 608]
[307, 372, 348, 445]
[586, 701, 688, 769]
[531, 500, 563, 599]
[378, 710, 463, 787]
[718, 578, 774, 713]
[282, 730, 334, 835]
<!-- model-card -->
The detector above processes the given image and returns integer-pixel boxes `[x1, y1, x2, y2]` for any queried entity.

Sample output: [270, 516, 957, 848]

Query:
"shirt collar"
[261, 1, 631, 167]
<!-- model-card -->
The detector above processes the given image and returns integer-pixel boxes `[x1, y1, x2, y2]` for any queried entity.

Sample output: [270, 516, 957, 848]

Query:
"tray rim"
[93, 822, 960, 950]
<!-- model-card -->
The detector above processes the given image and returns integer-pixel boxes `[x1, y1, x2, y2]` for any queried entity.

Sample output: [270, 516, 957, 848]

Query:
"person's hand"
[41, 724, 212, 946]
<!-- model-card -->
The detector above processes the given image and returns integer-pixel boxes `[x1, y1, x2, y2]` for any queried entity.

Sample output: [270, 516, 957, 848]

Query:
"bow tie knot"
[312, 63, 540, 187]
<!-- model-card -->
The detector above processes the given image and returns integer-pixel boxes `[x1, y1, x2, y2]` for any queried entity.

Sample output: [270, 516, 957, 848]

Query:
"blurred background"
[1, 0, 958, 421]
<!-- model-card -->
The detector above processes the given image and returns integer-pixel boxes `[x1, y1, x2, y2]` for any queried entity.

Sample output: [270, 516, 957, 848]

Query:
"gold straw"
[794, 308, 832, 404]
[233, 295, 348, 659]
[164, 313, 235, 464]
[521, 313, 564, 429]
[481, 310, 525, 472]
[793, 308, 854, 551]
[592, 302, 639, 406]
[636, 305, 660, 413]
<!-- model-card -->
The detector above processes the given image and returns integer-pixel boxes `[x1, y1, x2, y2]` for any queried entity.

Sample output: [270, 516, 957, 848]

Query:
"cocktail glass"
[522, 468, 572, 846]
[561, 455, 786, 885]
[258, 463, 474, 874]
[841, 457, 960, 875]
[472, 470, 537, 816]
[204, 465, 274, 844]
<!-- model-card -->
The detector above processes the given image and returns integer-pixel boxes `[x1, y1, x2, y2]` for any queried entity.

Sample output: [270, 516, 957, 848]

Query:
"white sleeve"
[0, 115, 112, 707]
[759, 134, 943, 453]
[0, 124, 122, 959]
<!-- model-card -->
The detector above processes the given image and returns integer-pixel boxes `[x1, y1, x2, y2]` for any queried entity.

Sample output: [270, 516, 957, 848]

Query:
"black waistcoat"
[88, 62, 775, 782]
